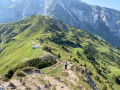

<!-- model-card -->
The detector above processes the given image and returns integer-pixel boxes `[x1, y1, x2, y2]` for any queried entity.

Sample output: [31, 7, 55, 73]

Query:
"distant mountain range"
[0, 0, 120, 46]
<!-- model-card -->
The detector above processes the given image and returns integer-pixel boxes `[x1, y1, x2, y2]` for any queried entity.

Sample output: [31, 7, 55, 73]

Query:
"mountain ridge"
[0, 0, 120, 47]
[0, 15, 120, 89]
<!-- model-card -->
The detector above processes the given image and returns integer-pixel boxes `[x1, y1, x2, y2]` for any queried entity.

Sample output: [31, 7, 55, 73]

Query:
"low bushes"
[74, 58, 79, 63]
[57, 53, 61, 59]
[15, 71, 26, 77]
[5, 54, 57, 79]
[83, 44, 97, 61]
[102, 85, 107, 90]
[88, 70, 93, 75]
[115, 75, 120, 85]
[42, 46, 51, 52]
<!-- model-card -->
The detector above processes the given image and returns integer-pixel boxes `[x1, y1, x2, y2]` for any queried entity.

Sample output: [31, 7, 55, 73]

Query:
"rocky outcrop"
[80, 67, 99, 90]
[40, 53, 56, 63]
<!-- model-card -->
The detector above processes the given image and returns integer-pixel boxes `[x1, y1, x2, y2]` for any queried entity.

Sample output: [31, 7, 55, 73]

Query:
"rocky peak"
[0, 0, 120, 46]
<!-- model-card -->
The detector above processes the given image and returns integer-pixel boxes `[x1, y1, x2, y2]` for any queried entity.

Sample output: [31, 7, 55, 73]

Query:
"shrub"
[83, 44, 97, 61]
[88, 70, 93, 75]
[15, 71, 26, 77]
[84, 44, 97, 55]
[80, 64, 83, 66]
[50, 32, 65, 44]
[5, 54, 56, 79]
[86, 54, 95, 61]
[101, 67, 106, 70]
[84, 63, 86, 67]
[96, 67, 101, 74]
[95, 75, 100, 81]
[43, 46, 51, 52]
[77, 51, 81, 57]
[74, 58, 79, 63]
[70, 55, 72, 58]
[61, 46, 69, 52]
[19, 24, 31, 32]
[5, 70, 15, 79]
[102, 85, 107, 90]
[5, 38, 15, 43]
[75, 65, 81, 71]
[76, 42, 82, 48]
[57, 53, 61, 59]
[115, 75, 120, 85]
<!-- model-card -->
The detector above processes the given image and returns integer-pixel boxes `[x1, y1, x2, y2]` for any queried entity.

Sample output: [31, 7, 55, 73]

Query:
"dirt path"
[0, 62, 83, 90]
[45, 62, 79, 87]
[65, 63, 79, 86]
[44, 76, 70, 90]
[45, 62, 63, 74]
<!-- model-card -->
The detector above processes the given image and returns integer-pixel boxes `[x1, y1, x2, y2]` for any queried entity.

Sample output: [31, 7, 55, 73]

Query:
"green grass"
[47, 64, 64, 76]
[0, 15, 120, 89]
[108, 66, 120, 76]
[97, 47, 109, 52]
[41, 63, 60, 73]
[12, 70, 26, 79]
[0, 40, 43, 74]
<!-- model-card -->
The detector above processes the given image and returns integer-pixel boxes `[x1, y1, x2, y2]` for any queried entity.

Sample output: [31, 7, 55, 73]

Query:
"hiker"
[65, 61, 68, 70]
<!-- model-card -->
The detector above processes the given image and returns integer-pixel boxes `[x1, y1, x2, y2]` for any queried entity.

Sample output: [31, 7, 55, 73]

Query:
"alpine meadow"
[0, 0, 120, 90]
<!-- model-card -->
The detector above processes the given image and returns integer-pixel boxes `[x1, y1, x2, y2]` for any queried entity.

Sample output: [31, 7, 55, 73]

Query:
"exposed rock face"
[40, 54, 57, 63]
[80, 68, 99, 90]
[0, 0, 120, 46]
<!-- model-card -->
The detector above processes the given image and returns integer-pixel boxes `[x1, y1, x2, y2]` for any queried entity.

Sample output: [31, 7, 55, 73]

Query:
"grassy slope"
[0, 15, 120, 89]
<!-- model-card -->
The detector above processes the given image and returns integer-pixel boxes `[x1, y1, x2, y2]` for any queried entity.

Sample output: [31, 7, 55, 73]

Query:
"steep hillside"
[0, 0, 120, 47]
[47, 0, 120, 47]
[0, 62, 99, 90]
[0, 15, 120, 89]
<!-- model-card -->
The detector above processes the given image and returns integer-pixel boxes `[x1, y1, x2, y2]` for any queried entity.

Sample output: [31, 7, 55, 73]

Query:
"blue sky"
[82, 0, 120, 10]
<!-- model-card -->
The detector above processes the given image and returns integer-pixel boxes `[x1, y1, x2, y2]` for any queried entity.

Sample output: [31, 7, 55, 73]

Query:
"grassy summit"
[0, 15, 120, 89]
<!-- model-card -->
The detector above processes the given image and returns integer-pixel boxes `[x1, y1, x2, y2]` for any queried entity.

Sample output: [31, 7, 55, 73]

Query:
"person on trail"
[65, 61, 68, 70]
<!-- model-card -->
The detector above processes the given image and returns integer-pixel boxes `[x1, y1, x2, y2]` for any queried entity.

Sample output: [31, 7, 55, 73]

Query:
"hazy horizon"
[82, 0, 120, 10]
